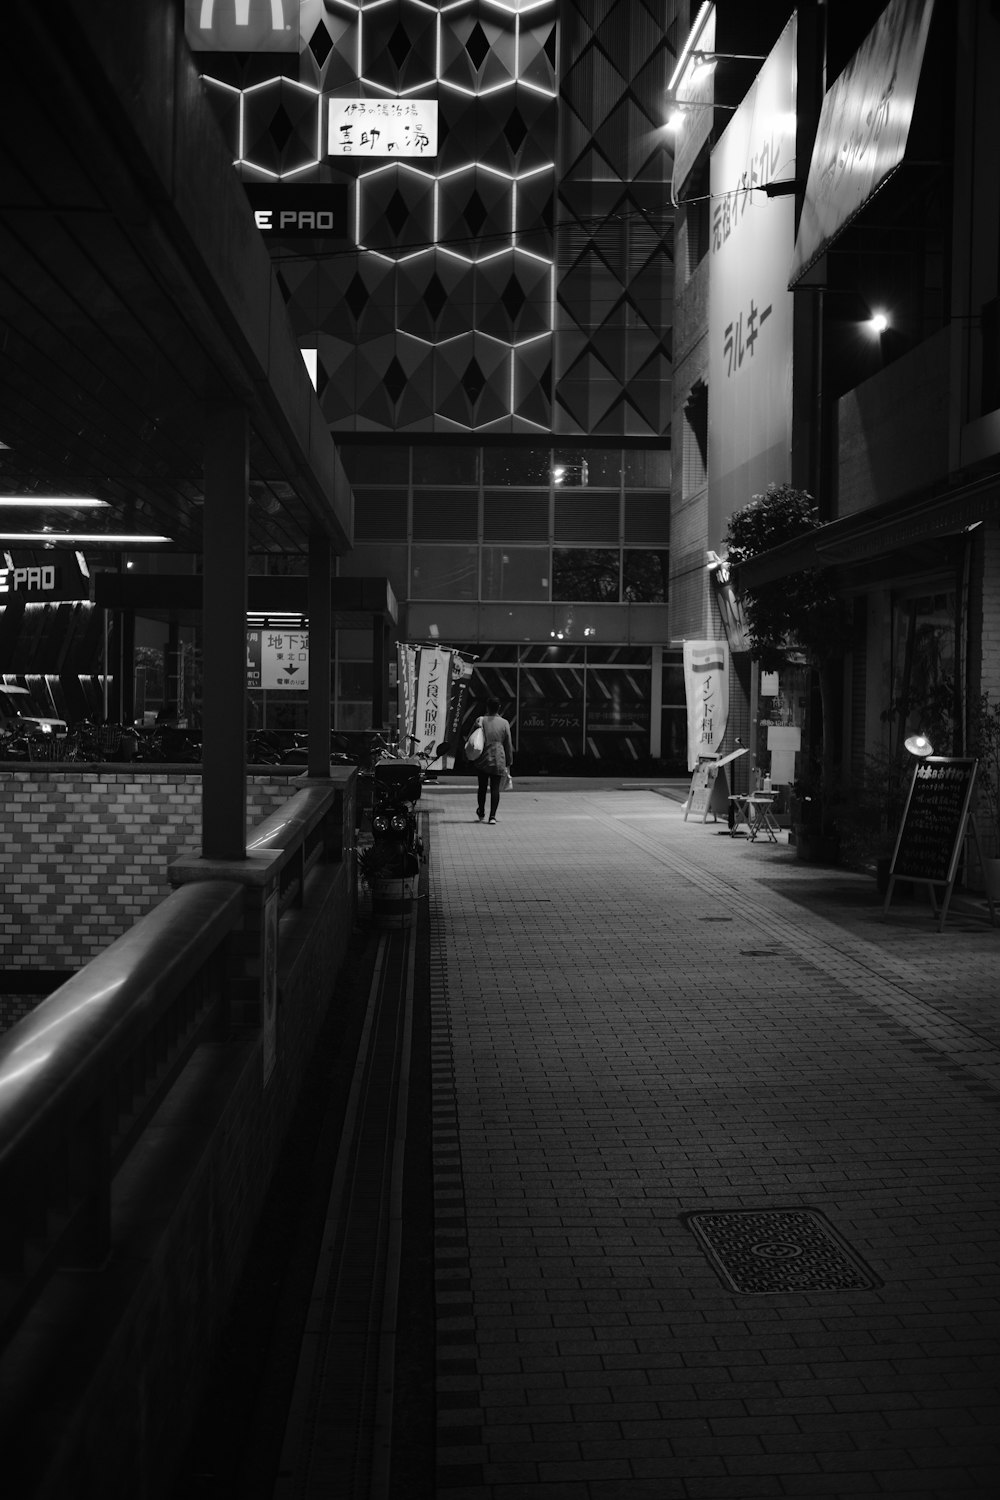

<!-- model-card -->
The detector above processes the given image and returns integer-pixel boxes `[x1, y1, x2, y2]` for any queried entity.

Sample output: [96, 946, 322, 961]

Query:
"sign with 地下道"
[247, 629, 309, 690]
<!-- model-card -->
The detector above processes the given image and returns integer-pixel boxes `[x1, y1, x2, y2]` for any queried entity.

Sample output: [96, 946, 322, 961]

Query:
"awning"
[789, 0, 935, 287]
[732, 475, 999, 591]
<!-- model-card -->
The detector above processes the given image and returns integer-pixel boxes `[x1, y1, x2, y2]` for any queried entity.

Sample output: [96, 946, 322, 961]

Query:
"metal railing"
[246, 782, 345, 912]
[0, 880, 243, 1340]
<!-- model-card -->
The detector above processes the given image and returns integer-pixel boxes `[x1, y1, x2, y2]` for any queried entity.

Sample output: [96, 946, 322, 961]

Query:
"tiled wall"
[1, 770, 308, 974]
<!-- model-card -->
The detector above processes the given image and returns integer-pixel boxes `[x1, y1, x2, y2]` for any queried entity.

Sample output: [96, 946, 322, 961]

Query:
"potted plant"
[835, 744, 908, 889]
[970, 691, 1000, 899]
[355, 840, 420, 926]
[724, 485, 856, 859]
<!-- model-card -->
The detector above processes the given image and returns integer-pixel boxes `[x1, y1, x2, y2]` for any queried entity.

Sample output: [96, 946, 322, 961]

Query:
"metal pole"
[202, 401, 248, 861]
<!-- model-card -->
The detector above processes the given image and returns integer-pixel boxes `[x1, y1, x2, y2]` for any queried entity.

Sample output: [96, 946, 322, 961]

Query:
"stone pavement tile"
[424, 787, 1000, 1498]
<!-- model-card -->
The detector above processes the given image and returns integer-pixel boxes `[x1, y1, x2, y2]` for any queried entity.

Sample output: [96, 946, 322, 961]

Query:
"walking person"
[469, 698, 514, 824]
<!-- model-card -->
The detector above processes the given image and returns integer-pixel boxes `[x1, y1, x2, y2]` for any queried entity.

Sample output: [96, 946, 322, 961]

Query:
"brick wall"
[0, 769, 309, 971]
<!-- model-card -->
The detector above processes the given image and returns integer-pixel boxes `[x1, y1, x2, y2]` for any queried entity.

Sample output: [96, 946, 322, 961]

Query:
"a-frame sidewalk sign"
[883, 755, 996, 932]
[684, 747, 748, 825]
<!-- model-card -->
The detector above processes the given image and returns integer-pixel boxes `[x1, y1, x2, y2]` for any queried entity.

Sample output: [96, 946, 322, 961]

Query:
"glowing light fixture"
[0, 532, 172, 544]
[869, 311, 889, 334]
[0, 497, 109, 508]
[904, 733, 934, 757]
[667, 2, 714, 94]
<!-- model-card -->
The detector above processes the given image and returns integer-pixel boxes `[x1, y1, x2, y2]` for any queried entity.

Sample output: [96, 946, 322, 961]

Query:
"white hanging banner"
[412, 647, 452, 759]
[683, 640, 730, 771]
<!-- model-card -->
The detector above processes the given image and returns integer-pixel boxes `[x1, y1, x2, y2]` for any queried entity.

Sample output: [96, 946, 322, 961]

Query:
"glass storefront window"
[552, 449, 615, 489]
[339, 445, 409, 485]
[520, 643, 584, 664]
[410, 544, 478, 599]
[890, 589, 957, 752]
[481, 546, 549, 600]
[482, 445, 551, 485]
[623, 449, 671, 487]
[623, 549, 669, 602]
[552, 548, 619, 602]
[587, 670, 651, 735]
[413, 446, 479, 484]
[337, 543, 408, 604]
[587, 645, 652, 665]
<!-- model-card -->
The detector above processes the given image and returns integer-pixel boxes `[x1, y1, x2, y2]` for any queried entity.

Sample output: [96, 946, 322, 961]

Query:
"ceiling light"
[0, 532, 172, 544]
[0, 497, 110, 508]
[868, 311, 889, 333]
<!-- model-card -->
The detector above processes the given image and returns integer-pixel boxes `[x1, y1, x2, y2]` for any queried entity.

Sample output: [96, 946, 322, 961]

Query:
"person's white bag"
[465, 723, 485, 758]
[501, 769, 513, 791]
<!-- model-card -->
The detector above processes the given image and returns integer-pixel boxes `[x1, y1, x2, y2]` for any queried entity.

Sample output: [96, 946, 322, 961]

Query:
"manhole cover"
[684, 1209, 879, 1293]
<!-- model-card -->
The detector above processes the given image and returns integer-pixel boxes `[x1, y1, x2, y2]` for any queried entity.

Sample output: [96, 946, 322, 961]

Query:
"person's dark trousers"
[477, 772, 501, 819]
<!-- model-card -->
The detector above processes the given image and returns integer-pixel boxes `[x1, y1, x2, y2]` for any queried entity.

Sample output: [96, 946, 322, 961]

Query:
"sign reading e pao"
[245, 185, 349, 239]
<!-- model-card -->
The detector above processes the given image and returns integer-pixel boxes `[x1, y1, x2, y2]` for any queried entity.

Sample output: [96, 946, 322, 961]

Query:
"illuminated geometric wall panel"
[553, 0, 673, 437]
[315, 335, 361, 425]
[435, 165, 515, 257]
[396, 255, 476, 343]
[438, 9, 518, 96]
[435, 334, 510, 430]
[196, 1, 673, 437]
[516, 12, 559, 97]
[476, 252, 550, 343]
[622, 348, 673, 435]
[512, 340, 553, 431]
[349, 335, 428, 430]
[358, 1, 438, 95]
[356, 164, 435, 254]
[317, 256, 398, 342]
[241, 78, 323, 179]
[201, 79, 241, 161]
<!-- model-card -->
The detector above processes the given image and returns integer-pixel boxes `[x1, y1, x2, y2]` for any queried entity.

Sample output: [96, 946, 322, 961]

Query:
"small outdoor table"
[729, 793, 779, 843]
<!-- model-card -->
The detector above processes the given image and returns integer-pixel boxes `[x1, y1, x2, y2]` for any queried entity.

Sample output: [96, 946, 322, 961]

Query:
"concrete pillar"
[202, 402, 248, 860]
[308, 531, 332, 778]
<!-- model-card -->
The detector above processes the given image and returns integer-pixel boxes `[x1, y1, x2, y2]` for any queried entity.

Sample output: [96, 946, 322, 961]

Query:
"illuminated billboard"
[185, 0, 299, 54]
[328, 99, 438, 158]
[707, 14, 797, 549]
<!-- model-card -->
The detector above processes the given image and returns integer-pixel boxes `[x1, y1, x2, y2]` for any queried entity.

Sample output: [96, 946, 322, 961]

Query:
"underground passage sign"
[246, 629, 309, 690]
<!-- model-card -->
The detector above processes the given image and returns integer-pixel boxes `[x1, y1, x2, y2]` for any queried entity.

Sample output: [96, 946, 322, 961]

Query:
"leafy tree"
[724, 483, 854, 822]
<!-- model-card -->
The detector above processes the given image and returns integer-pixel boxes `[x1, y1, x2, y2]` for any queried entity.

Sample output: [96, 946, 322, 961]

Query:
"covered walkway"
[178, 782, 1000, 1500]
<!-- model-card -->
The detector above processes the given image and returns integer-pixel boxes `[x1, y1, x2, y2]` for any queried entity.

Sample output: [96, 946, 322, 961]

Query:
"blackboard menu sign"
[889, 757, 977, 885]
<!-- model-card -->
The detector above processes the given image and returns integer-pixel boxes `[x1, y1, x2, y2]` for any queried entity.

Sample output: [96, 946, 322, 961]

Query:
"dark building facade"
[191, 0, 683, 771]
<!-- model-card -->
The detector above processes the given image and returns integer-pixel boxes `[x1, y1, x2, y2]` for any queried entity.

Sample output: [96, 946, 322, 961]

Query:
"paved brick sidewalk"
[424, 785, 1000, 1499]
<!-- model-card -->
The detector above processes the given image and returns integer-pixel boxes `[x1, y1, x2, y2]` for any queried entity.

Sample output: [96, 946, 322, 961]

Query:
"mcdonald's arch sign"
[185, 0, 299, 53]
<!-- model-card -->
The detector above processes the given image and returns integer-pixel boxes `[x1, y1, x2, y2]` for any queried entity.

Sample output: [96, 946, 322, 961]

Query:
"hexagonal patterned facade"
[198, 0, 674, 436]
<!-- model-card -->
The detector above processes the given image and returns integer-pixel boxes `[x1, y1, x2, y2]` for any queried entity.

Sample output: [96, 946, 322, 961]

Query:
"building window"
[410, 544, 478, 600]
[482, 445, 552, 485]
[413, 446, 479, 485]
[481, 547, 550, 600]
[552, 548, 620, 602]
[623, 550, 669, 602]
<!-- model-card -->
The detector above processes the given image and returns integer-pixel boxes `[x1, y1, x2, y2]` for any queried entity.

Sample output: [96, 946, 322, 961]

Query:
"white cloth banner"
[412, 646, 452, 760]
[683, 640, 730, 771]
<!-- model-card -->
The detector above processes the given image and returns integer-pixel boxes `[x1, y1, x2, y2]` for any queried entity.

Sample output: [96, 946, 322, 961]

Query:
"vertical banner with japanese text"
[684, 640, 730, 771]
[707, 14, 797, 551]
[399, 644, 473, 770]
[397, 643, 418, 752]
